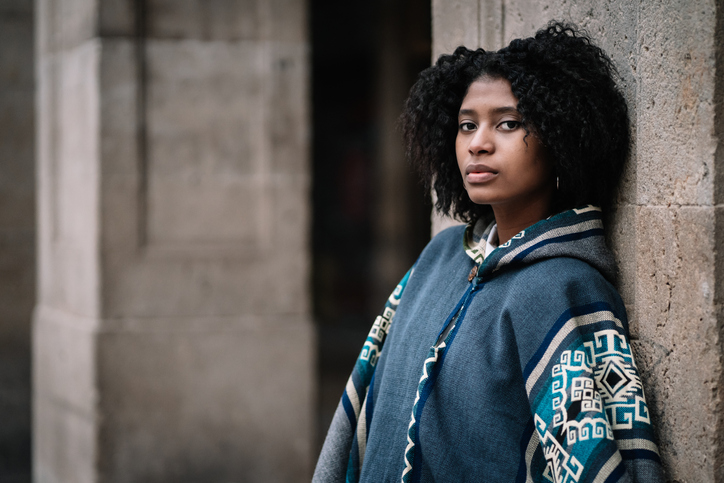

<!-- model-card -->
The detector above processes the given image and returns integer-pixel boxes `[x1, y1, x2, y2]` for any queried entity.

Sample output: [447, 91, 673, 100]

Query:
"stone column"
[34, 1, 314, 482]
[432, 0, 724, 480]
[0, 0, 35, 479]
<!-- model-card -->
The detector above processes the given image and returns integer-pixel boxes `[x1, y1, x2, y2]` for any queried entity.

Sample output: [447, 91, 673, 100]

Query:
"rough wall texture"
[432, 0, 723, 480]
[0, 0, 34, 479]
[34, 0, 314, 482]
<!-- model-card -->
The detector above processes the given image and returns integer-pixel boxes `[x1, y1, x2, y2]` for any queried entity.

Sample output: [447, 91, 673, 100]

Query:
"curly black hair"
[400, 21, 630, 222]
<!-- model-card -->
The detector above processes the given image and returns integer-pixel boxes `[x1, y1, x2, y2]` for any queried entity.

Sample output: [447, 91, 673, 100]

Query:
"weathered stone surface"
[34, 308, 98, 415]
[432, 0, 480, 57]
[263, 0, 308, 42]
[147, 0, 262, 40]
[146, 0, 307, 42]
[35, 1, 314, 482]
[145, 40, 264, 245]
[98, 0, 134, 37]
[37, 0, 98, 53]
[637, 0, 718, 207]
[477, 0, 504, 49]
[266, 42, 310, 174]
[37, 41, 100, 317]
[95, 316, 314, 483]
[33, 309, 98, 483]
[606, 202, 636, 309]
[34, 397, 96, 483]
[634, 205, 719, 481]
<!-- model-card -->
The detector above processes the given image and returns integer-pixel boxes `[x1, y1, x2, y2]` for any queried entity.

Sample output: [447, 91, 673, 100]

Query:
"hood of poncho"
[465, 205, 617, 284]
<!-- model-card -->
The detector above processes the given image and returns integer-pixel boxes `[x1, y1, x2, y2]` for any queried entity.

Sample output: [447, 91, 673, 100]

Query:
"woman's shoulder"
[497, 256, 625, 323]
[417, 223, 468, 260]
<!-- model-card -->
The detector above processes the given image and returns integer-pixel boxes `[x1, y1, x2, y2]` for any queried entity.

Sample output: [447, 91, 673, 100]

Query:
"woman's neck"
[491, 198, 553, 245]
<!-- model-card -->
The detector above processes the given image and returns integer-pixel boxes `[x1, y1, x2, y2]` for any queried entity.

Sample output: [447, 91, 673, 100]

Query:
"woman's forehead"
[460, 78, 518, 111]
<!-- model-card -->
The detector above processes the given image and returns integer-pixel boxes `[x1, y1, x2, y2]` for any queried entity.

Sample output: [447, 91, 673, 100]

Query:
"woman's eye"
[499, 121, 520, 131]
[459, 122, 476, 132]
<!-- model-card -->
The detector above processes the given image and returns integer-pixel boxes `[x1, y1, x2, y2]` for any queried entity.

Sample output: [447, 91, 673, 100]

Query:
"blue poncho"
[314, 207, 664, 483]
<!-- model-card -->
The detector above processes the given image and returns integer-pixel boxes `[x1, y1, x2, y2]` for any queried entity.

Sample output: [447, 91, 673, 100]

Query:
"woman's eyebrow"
[490, 106, 519, 115]
[458, 106, 519, 116]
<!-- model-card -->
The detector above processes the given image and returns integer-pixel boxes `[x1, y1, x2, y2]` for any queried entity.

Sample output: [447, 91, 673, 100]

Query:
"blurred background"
[0, 0, 431, 481]
[310, 0, 431, 456]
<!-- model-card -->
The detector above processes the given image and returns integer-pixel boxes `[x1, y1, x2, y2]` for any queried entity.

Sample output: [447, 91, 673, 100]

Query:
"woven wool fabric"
[314, 207, 664, 483]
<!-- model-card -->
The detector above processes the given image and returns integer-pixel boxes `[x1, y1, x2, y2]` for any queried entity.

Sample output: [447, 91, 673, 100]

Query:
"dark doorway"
[310, 0, 432, 453]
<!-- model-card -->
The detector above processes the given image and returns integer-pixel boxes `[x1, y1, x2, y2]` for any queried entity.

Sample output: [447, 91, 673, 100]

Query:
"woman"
[314, 22, 664, 483]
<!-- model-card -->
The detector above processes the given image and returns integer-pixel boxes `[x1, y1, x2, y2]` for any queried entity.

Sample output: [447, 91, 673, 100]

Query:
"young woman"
[314, 22, 664, 483]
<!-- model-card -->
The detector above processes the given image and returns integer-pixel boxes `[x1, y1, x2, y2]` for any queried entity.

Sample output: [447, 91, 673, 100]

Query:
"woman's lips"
[465, 164, 497, 183]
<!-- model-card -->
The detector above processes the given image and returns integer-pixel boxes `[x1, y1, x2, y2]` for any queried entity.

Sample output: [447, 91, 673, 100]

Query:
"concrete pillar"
[34, 1, 314, 482]
[432, 0, 724, 480]
[0, 0, 35, 480]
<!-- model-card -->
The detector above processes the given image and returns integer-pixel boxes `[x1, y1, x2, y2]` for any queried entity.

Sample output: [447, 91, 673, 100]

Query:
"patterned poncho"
[313, 207, 664, 483]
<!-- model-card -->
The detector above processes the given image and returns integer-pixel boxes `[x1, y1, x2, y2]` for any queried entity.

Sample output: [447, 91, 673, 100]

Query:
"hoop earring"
[556, 176, 560, 190]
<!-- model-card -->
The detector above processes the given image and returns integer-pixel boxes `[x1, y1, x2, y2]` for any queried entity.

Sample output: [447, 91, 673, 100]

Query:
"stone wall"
[0, 0, 34, 480]
[432, 0, 723, 480]
[33, 1, 314, 482]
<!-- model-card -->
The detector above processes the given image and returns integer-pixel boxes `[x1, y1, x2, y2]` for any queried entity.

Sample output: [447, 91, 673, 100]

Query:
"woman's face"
[455, 77, 554, 219]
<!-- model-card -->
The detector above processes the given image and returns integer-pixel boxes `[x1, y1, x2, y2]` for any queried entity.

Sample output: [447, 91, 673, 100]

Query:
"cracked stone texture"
[432, 0, 724, 480]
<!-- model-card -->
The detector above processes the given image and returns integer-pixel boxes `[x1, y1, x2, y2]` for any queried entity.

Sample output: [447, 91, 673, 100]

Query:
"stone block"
[99, 0, 135, 37]
[477, 0, 504, 49]
[35, 54, 60, 308]
[263, 0, 307, 42]
[102, 176, 310, 319]
[96, 37, 311, 319]
[606, 202, 636, 309]
[33, 308, 98, 413]
[99, 39, 138, 178]
[38, 37, 102, 323]
[715, 205, 724, 306]
[145, 40, 265, 246]
[36, 3, 314, 483]
[634, 205, 718, 481]
[501, 0, 553, 41]
[97, 39, 141, 260]
[432, 0, 480, 56]
[503, 0, 638, 87]
[266, 42, 310, 175]
[636, 0, 718, 206]
[36, 0, 98, 53]
[34, 398, 96, 483]
[147, 0, 261, 40]
[95, 315, 315, 483]
[270, 174, 310, 248]
[50, 42, 100, 316]
[33, 310, 97, 480]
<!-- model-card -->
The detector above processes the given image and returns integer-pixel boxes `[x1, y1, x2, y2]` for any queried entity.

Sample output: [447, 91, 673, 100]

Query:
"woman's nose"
[469, 129, 494, 155]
